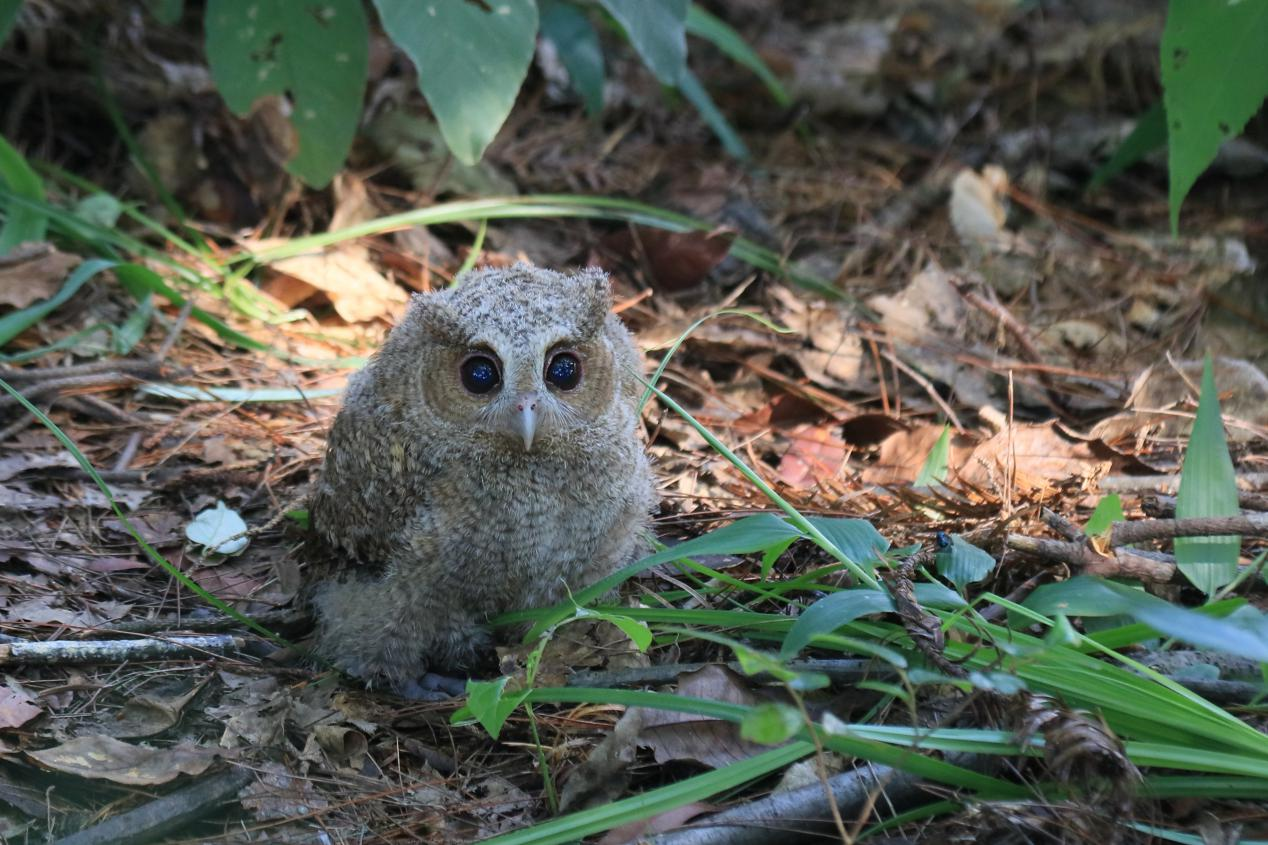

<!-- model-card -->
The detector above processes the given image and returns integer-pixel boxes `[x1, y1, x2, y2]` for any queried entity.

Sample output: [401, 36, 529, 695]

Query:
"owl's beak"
[510, 391, 539, 451]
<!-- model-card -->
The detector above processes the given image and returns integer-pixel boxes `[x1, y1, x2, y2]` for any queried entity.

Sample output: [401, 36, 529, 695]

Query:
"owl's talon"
[396, 672, 469, 701]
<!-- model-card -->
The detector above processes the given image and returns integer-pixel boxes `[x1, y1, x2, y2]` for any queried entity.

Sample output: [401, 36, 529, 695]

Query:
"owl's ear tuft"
[572, 267, 613, 337]
[406, 294, 465, 346]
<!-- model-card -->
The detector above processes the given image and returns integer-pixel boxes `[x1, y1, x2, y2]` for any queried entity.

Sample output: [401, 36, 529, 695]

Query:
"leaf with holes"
[205, 0, 367, 188]
[376, 0, 537, 166]
[1161, 0, 1268, 233]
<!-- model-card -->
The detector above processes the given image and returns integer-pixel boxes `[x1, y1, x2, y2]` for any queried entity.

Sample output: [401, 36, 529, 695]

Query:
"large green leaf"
[1175, 357, 1240, 594]
[1024, 577, 1268, 663]
[0, 0, 20, 47]
[375, 0, 537, 166]
[539, 0, 605, 116]
[596, 0, 688, 85]
[782, 584, 964, 660]
[935, 534, 996, 589]
[0, 133, 46, 252]
[204, 0, 368, 188]
[803, 516, 889, 568]
[1161, 0, 1268, 234]
[642, 513, 804, 569]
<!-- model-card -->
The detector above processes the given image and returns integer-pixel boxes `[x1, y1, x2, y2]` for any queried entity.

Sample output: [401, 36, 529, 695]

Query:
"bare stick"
[53, 766, 254, 845]
[1110, 514, 1268, 546]
[1005, 534, 1176, 582]
[650, 758, 983, 845]
[1100, 473, 1268, 494]
[0, 635, 246, 666]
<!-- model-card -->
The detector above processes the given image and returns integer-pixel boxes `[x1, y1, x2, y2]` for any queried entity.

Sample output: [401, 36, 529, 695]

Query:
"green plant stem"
[642, 379, 883, 591]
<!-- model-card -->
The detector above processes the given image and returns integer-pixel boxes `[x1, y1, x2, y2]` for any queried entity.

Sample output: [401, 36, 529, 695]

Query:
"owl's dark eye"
[545, 352, 581, 391]
[460, 354, 501, 394]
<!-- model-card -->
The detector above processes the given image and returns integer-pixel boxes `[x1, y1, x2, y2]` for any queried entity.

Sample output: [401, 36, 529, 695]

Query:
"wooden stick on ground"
[0, 635, 247, 667]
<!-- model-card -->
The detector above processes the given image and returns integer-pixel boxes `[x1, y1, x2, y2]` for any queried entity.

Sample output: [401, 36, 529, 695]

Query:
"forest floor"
[0, 1, 1266, 843]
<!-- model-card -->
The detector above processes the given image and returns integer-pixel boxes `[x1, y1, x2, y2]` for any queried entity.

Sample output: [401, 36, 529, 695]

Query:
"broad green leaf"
[462, 677, 530, 740]
[781, 585, 964, 661]
[685, 3, 789, 106]
[781, 589, 893, 660]
[1161, 0, 1268, 234]
[676, 68, 749, 158]
[640, 513, 804, 569]
[205, 0, 368, 187]
[1025, 577, 1268, 663]
[597, 0, 688, 85]
[540, 0, 605, 116]
[914, 424, 950, 487]
[803, 517, 889, 569]
[1087, 101, 1167, 191]
[576, 608, 652, 652]
[935, 534, 996, 589]
[376, 0, 537, 166]
[1084, 494, 1126, 538]
[0, 133, 46, 251]
[740, 703, 801, 745]
[1175, 357, 1240, 594]
[0, 0, 19, 47]
[0, 258, 111, 347]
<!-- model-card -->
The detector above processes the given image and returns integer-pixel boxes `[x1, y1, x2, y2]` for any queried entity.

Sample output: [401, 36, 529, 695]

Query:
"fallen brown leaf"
[28, 735, 218, 785]
[0, 685, 42, 730]
[0, 244, 82, 310]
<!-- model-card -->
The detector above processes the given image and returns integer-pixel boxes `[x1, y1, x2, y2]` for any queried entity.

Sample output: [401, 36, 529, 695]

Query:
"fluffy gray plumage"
[307, 264, 657, 693]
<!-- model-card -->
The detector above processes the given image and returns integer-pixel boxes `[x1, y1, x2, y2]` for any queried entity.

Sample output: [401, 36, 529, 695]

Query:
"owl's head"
[373, 264, 642, 455]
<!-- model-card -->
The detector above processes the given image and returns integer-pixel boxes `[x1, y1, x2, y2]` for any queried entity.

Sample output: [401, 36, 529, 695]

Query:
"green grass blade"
[480, 742, 813, 845]
[1086, 101, 1167, 191]
[233, 195, 848, 301]
[685, 3, 790, 106]
[0, 258, 114, 347]
[0, 133, 47, 251]
[0, 378, 289, 646]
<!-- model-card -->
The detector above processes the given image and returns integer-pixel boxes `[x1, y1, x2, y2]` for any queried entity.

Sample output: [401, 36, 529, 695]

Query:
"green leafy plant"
[1, 0, 783, 186]
[1091, 0, 1268, 233]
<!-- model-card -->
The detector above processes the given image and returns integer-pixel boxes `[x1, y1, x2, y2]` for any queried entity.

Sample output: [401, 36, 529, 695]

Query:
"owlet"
[307, 264, 657, 695]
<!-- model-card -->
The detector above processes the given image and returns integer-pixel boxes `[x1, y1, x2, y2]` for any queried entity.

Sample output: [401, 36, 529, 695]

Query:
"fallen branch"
[1005, 534, 1176, 582]
[1109, 513, 1268, 545]
[0, 635, 246, 666]
[650, 758, 983, 845]
[53, 766, 253, 845]
[1144, 493, 1268, 516]
[1099, 472, 1268, 494]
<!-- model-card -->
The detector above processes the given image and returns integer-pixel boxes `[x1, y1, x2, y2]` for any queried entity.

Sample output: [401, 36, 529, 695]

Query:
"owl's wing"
[308, 373, 437, 574]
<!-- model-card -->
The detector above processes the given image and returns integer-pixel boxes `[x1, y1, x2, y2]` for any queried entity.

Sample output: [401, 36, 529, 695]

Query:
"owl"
[307, 264, 658, 697]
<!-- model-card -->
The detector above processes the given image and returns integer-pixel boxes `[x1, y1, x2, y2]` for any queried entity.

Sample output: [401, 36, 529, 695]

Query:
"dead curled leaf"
[0, 243, 82, 310]
[858, 421, 1110, 494]
[0, 684, 42, 730]
[603, 226, 736, 292]
[27, 735, 218, 785]
[633, 665, 772, 769]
